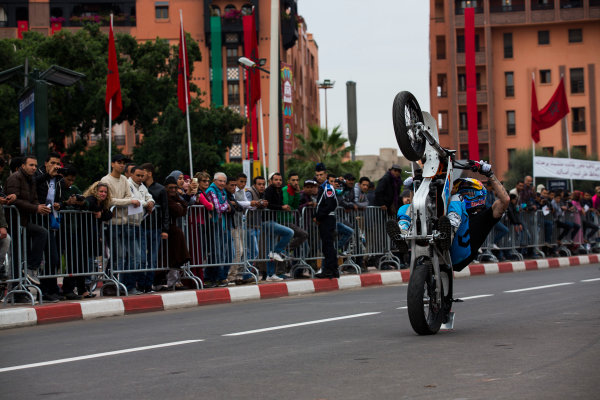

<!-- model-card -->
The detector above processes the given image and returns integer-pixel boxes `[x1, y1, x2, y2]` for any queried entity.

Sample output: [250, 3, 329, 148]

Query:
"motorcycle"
[390, 91, 484, 335]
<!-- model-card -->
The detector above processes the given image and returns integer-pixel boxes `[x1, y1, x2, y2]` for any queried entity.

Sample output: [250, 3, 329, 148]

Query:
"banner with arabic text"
[533, 156, 600, 181]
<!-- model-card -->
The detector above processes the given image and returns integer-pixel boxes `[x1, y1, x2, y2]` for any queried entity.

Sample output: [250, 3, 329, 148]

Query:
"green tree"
[132, 102, 245, 182]
[0, 24, 201, 153]
[286, 124, 362, 182]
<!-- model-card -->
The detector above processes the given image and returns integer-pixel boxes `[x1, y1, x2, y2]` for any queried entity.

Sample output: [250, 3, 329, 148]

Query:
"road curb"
[1, 254, 598, 330]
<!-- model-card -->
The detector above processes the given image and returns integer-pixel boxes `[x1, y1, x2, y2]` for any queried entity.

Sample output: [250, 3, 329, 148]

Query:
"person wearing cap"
[375, 164, 403, 217]
[314, 163, 339, 278]
[299, 179, 318, 211]
[101, 153, 141, 295]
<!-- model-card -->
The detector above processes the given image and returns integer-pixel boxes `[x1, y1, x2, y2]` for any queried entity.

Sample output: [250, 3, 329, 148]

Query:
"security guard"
[313, 163, 339, 278]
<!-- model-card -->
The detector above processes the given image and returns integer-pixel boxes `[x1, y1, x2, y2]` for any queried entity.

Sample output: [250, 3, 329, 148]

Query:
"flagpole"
[559, 74, 573, 191]
[180, 9, 193, 177]
[531, 72, 535, 188]
[108, 13, 113, 175]
[258, 99, 267, 179]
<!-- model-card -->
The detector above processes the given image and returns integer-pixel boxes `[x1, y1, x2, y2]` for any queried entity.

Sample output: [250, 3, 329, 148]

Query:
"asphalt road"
[1, 264, 599, 400]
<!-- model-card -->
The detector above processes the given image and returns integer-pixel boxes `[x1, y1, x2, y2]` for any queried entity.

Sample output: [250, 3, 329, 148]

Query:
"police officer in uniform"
[313, 163, 339, 278]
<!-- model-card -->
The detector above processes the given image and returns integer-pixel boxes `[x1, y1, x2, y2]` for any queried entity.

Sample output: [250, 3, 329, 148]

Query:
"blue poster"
[19, 90, 35, 155]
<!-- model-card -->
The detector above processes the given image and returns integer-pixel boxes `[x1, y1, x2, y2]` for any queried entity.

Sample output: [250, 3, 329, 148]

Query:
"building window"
[538, 30, 549, 45]
[437, 74, 447, 97]
[572, 107, 585, 132]
[438, 111, 448, 134]
[540, 69, 551, 84]
[507, 148, 516, 169]
[459, 112, 468, 130]
[226, 47, 239, 67]
[457, 35, 465, 53]
[503, 33, 513, 58]
[568, 28, 582, 43]
[227, 82, 240, 105]
[505, 72, 514, 97]
[155, 2, 168, 19]
[542, 146, 554, 156]
[506, 110, 516, 135]
[436, 35, 446, 59]
[532, 0, 554, 10]
[570, 68, 584, 94]
[458, 74, 466, 91]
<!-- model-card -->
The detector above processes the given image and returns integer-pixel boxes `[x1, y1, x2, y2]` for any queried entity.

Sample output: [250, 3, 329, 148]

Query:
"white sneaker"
[492, 244, 500, 250]
[268, 252, 284, 262]
[267, 274, 283, 282]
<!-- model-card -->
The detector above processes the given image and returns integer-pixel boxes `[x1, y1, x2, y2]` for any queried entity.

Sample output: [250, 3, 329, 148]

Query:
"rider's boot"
[385, 220, 408, 253]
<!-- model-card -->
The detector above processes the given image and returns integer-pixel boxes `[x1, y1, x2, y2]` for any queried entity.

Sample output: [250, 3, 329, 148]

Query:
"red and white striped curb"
[1, 254, 597, 330]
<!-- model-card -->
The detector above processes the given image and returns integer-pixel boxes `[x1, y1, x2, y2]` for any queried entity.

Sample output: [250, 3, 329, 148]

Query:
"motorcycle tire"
[392, 91, 425, 162]
[407, 261, 445, 335]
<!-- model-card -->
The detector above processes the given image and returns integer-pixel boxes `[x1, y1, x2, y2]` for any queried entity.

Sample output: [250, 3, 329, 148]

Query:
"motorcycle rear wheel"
[392, 91, 425, 162]
[407, 261, 446, 335]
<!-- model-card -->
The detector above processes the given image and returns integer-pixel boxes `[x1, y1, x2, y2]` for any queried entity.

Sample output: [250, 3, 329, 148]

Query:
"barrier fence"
[1, 204, 599, 305]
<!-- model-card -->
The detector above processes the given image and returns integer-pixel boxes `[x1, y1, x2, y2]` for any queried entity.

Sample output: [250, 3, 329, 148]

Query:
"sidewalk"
[1, 254, 598, 330]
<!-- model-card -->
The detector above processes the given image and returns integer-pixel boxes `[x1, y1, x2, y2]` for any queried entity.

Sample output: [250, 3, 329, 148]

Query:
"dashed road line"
[222, 312, 381, 336]
[0, 340, 204, 373]
[504, 282, 574, 293]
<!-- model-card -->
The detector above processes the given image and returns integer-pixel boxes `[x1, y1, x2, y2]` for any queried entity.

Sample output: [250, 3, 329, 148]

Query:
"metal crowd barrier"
[3, 200, 598, 305]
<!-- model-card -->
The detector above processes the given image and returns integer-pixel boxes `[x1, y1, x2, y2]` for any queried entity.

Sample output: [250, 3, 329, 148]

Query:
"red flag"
[531, 78, 569, 143]
[243, 12, 261, 106]
[177, 23, 190, 114]
[17, 21, 28, 39]
[105, 24, 122, 120]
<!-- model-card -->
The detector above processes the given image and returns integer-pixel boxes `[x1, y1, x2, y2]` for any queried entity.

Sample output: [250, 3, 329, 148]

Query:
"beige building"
[356, 148, 410, 181]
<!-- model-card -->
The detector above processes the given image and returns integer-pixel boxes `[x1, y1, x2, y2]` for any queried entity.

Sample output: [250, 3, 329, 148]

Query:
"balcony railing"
[490, 4, 526, 12]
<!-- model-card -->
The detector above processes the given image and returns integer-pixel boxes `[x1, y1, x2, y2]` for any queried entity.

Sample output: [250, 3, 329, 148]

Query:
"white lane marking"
[504, 282, 574, 293]
[222, 312, 381, 336]
[581, 278, 600, 282]
[396, 306, 408, 310]
[460, 294, 494, 300]
[0, 340, 204, 373]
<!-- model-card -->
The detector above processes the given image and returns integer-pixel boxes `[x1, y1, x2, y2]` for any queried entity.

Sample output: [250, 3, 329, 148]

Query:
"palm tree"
[293, 124, 353, 164]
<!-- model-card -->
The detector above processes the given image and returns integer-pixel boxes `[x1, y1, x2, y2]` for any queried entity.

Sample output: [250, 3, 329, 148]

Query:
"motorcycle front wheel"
[392, 91, 425, 162]
[407, 261, 446, 335]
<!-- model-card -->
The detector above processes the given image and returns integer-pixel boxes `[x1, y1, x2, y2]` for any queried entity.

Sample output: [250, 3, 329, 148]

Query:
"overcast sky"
[298, 0, 430, 156]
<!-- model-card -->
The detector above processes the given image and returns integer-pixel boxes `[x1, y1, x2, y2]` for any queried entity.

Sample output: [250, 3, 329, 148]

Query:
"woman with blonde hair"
[81, 181, 113, 297]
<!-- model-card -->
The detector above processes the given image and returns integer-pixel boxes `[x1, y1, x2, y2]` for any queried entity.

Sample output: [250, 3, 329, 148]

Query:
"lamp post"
[317, 79, 335, 131]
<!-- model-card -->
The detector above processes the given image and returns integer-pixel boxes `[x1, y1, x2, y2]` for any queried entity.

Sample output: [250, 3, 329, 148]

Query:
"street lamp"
[317, 79, 335, 131]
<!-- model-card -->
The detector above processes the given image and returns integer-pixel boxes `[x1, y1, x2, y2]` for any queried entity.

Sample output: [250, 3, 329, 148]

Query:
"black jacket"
[315, 183, 338, 221]
[264, 185, 284, 210]
[374, 171, 401, 209]
[147, 181, 170, 233]
[34, 167, 64, 207]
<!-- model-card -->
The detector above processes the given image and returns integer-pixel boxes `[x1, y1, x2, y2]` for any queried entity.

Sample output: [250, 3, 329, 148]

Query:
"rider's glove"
[474, 160, 493, 177]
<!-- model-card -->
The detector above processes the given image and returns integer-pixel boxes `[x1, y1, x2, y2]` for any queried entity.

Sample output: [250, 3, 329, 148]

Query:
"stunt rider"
[388, 161, 510, 271]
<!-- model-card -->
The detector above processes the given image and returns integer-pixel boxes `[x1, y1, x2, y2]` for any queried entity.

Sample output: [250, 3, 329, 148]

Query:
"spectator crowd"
[1, 152, 599, 304]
